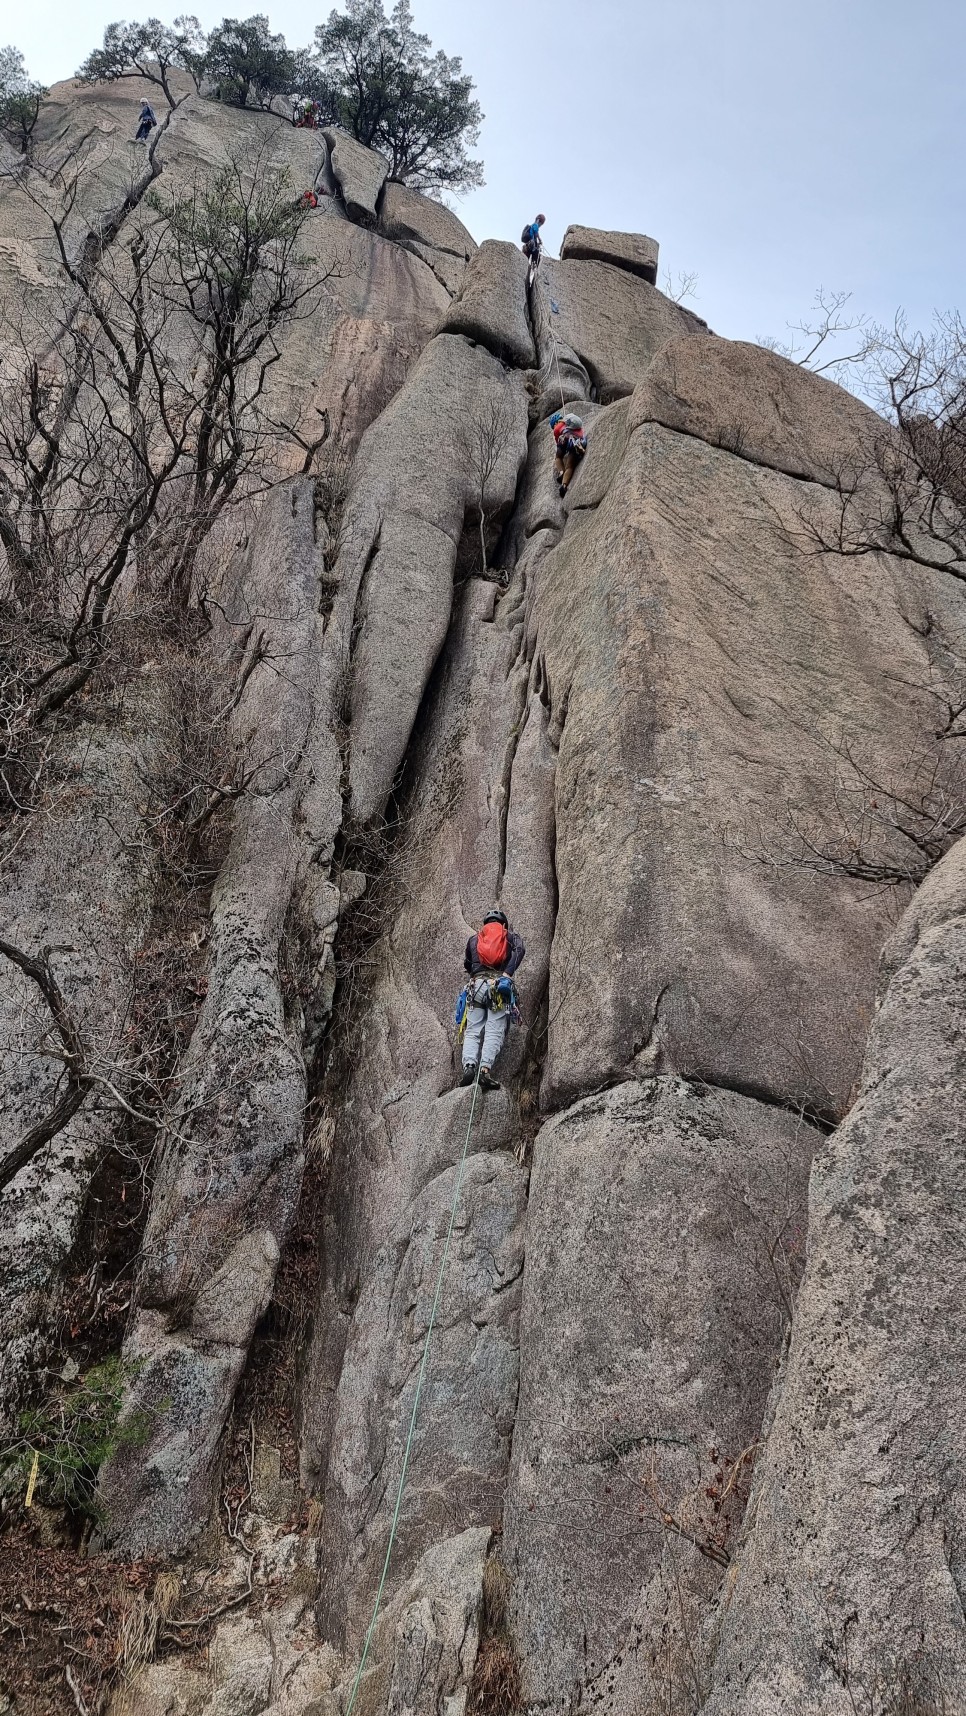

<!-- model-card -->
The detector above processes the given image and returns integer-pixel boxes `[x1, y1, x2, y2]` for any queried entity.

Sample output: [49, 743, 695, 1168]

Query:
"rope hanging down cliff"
[343, 1060, 485, 1716]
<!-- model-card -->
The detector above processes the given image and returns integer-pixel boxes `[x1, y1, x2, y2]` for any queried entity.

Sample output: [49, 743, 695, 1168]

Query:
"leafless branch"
[0, 938, 92, 1191]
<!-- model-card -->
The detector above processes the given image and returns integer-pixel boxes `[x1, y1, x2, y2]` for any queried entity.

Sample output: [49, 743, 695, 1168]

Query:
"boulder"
[560, 223, 660, 283]
[631, 332, 890, 482]
[700, 837, 966, 1714]
[439, 240, 536, 368]
[504, 1078, 820, 1711]
[534, 256, 708, 402]
[323, 126, 388, 227]
[381, 181, 476, 263]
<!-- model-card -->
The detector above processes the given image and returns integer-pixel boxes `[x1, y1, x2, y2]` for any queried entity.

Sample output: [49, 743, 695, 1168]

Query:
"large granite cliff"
[2, 75, 966, 1716]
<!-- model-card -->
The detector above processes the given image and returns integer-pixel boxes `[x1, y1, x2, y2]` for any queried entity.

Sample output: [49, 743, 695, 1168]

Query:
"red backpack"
[477, 920, 509, 968]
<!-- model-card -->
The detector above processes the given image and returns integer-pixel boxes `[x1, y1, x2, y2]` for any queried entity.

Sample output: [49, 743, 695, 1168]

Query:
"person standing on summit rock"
[456, 910, 526, 1090]
[521, 214, 546, 271]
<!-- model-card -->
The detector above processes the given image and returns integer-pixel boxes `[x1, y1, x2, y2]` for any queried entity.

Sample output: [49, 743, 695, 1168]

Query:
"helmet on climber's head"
[483, 909, 508, 928]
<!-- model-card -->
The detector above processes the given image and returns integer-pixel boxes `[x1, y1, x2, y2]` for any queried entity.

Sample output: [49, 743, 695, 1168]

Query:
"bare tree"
[759, 288, 880, 379]
[746, 312, 966, 895]
[662, 268, 698, 306]
[831, 314, 966, 579]
[0, 939, 93, 1192]
[461, 395, 518, 575]
[0, 136, 336, 838]
[778, 737, 966, 890]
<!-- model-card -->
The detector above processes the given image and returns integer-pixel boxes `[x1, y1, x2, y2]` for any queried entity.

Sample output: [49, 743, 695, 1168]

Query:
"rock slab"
[702, 837, 966, 1714]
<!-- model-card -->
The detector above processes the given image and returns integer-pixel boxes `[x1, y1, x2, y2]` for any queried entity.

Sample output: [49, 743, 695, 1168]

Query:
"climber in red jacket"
[456, 910, 526, 1090]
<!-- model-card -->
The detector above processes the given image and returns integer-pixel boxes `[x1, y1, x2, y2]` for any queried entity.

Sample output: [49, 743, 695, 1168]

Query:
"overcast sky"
[12, 0, 966, 351]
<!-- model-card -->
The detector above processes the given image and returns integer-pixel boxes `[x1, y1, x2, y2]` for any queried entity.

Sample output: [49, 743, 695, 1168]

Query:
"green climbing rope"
[343, 1060, 484, 1715]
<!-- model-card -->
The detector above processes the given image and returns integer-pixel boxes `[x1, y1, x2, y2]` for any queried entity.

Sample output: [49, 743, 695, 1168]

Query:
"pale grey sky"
[12, 0, 966, 351]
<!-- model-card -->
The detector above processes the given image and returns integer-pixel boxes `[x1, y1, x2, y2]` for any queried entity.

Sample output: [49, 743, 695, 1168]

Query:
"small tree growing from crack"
[780, 311, 966, 583]
[461, 394, 518, 576]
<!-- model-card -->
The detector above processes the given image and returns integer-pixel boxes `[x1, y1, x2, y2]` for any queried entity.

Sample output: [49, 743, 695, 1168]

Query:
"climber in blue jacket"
[521, 214, 546, 271]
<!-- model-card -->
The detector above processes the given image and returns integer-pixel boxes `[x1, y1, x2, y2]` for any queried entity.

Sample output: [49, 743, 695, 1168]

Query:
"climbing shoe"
[479, 1068, 501, 1092]
[460, 1065, 477, 1087]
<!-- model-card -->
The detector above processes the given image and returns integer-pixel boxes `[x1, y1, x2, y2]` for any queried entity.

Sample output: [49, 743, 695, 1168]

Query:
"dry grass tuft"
[470, 1555, 522, 1716]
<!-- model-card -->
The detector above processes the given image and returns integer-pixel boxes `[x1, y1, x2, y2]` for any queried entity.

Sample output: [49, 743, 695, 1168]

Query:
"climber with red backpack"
[550, 409, 588, 494]
[455, 910, 526, 1090]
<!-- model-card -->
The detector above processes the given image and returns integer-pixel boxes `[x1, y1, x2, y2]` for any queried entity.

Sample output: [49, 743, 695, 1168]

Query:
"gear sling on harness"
[455, 975, 520, 1047]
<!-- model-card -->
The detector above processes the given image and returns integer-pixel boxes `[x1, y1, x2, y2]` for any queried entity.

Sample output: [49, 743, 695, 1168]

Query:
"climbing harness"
[455, 976, 521, 1047]
[343, 1059, 485, 1716]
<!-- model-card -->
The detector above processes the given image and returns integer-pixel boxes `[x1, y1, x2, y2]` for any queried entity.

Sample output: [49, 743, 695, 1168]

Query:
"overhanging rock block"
[323, 126, 388, 227]
[560, 223, 660, 283]
[381, 180, 476, 262]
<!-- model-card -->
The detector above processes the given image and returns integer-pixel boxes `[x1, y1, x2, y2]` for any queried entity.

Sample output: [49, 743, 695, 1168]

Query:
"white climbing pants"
[462, 981, 510, 1070]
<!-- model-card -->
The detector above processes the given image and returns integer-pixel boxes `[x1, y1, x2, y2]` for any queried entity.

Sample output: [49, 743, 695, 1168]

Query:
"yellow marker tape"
[24, 1449, 39, 1509]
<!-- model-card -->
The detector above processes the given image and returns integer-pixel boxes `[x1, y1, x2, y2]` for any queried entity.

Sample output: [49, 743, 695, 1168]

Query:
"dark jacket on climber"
[457, 911, 526, 1091]
[464, 915, 526, 978]
[134, 101, 157, 141]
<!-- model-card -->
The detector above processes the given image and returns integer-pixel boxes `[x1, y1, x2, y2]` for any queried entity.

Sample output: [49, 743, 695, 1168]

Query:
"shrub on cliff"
[310, 0, 484, 194]
[0, 45, 46, 153]
[203, 14, 308, 109]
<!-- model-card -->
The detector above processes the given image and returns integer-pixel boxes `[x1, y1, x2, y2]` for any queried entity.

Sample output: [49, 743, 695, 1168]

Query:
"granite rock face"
[534, 253, 708, 403]
[339, 333, 530, 821]
[0, 717, 160, 1433]
[98, 481, 327, 1554]
[700, 837, 966, 1715]
[323, 126, 389, 226]
[381, 181, 476, 264]
[505, 1078, 820, 1711]
[3, 76, 966, 1716]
